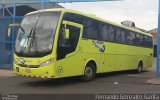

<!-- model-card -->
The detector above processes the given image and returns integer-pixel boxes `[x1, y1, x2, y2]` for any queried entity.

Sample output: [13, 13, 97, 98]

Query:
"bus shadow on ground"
[24, 70, 151, 87]
[23, 76, 82, 87]
[96, 70, 146, 78]
[94, 70, 152, 85]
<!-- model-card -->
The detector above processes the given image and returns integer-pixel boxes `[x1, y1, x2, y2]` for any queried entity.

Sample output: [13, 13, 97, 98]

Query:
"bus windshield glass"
[15, 11, 61, 57]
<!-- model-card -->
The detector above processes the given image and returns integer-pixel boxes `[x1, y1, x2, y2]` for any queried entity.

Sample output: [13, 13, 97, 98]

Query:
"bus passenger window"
[148, 37, 153, 48]
[100, 23, 109, 41]
[84, 18, 99, 40]
[130, 32, 136, 45]
[108, 26, 115, 42]
[126, 32, 131, 44]
[144, 36, 148, 47]
[140, 35, 144, 46]
[116, 28, 122, 43]
[135, 33, 140, 46]
[121, 30, 126, 43]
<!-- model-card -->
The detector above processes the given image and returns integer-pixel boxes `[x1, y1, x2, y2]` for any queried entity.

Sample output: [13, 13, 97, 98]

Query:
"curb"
[147, 78, 160, 85]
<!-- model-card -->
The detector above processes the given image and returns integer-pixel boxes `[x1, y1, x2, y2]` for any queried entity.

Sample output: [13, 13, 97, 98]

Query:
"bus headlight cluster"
[40, 59, 54, 67]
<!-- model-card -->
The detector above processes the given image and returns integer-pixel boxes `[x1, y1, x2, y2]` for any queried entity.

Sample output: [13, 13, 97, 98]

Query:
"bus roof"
[26, 8, 152, 37]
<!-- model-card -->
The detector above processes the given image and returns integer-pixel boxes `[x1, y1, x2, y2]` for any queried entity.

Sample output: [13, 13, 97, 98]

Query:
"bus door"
[56, 21, 84, 77]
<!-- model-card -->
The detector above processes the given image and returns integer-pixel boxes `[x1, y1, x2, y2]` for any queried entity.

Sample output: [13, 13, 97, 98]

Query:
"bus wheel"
[137, 62, 143, 73]
[81, 62, 96, 82]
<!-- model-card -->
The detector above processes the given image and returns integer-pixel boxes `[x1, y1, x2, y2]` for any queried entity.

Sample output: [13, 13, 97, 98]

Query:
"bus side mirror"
[8, 23, 21, 37]
[64, 29, 70, 39]
[8, 28, 11, 37]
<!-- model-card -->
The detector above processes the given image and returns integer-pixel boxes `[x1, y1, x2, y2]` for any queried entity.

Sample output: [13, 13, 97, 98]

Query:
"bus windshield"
[15, 11, 61, 57]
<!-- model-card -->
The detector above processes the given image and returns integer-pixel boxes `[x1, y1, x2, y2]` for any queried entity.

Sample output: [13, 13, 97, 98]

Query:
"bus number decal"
[57, 66, 63, 76]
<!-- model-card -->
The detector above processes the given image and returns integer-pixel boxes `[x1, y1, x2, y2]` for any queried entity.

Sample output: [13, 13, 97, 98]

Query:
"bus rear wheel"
[81, 62, 96, 82]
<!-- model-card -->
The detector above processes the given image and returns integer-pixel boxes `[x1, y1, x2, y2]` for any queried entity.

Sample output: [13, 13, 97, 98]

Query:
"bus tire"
[81, 62, 96, 82]
[137, 62, 143, 73]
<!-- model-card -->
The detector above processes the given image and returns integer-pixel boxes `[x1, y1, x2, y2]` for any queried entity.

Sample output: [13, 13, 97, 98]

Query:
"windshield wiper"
[19, 27, 33, 56]
[19, 26, 25, 34]
[27, 14, 41, 53]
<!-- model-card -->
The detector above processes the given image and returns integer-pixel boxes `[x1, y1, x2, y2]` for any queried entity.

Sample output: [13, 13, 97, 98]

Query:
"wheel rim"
[84, 66, 93, 77]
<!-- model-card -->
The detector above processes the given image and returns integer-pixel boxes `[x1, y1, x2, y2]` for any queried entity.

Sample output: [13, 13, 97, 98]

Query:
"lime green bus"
[12, 8, 153, 81]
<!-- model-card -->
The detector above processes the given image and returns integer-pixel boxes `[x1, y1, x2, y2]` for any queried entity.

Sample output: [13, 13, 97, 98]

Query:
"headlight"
[40, 59, 54, 67]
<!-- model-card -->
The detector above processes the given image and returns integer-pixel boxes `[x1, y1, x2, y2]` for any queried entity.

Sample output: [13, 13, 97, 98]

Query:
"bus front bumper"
[13, 64, 55, 78]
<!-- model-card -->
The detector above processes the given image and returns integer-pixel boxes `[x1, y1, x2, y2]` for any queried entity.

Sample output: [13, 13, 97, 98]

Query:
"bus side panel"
[80, 39, 102, 73]
[102, 42, 152, 72]
[105, 42, 132, 72]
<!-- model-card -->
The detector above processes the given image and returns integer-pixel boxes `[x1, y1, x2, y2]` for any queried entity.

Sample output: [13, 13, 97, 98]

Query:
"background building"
[121, 20, 147, 32]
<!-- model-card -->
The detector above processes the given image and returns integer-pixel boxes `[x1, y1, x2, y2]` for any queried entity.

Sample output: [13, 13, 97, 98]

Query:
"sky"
[59, 0, 158, 31]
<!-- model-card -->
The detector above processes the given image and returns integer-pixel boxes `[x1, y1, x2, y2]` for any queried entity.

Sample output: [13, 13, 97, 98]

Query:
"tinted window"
[108, 25, 115, 42]
[83, 18, 100, 40]
[135, 33, 140, 45]
[140, 35, 144, 46]
[148, 37, 153, 48]
[100, 23, 116, 42]
[63, 13, 83, 24]
[116, 28, 121, 42]
[63, 13, 100, 40]
[144, 36, 148, 47]
[116, 28, 126, 43]
[121, 30, 126, 43]
[126, 31, 131, 44]
[100, 23, 109, 41]
[130, 32, 136, 45]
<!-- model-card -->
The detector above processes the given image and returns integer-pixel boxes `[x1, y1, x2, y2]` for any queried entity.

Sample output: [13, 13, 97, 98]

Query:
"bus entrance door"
[56, 21, 84, 77]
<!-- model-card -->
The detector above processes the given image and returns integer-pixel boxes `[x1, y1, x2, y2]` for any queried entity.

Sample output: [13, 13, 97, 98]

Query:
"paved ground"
[0, 58, 160, 94]
[0, 69, 16, 78]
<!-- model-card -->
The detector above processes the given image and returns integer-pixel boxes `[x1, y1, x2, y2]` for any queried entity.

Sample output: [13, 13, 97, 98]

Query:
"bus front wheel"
[81, 62, 96, 82]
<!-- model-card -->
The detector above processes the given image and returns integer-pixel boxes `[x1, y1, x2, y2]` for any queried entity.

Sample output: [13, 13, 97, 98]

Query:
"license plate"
[26, 68, 31, 73]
